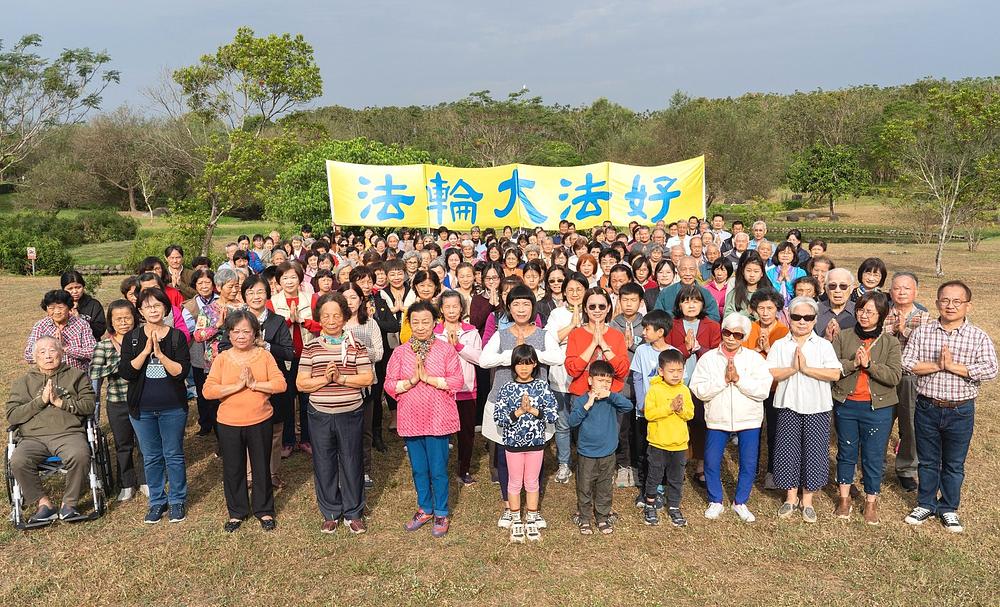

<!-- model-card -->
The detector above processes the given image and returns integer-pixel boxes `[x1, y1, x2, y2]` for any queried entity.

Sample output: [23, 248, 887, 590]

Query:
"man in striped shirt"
[901, 280, 997, 533]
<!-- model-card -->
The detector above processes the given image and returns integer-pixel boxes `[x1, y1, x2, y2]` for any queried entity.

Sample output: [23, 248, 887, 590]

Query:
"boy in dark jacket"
[568, 360, 633, 535]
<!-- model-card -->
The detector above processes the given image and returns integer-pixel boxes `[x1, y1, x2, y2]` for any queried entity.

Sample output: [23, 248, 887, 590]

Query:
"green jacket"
[6, 363, 96, 436]
[831, 330, 902, 408]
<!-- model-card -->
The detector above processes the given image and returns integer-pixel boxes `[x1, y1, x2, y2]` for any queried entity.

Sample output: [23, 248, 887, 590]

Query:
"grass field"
[1, 241, 998, 607]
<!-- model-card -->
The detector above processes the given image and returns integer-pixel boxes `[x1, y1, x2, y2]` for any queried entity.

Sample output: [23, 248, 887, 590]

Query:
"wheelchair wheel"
[4, 454, 14, 505]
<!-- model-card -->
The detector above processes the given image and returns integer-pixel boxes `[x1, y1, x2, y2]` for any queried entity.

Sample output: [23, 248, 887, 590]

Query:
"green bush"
[124, 233, 202, 274]
[3, 210, 138, 248]
[78, 210, 139, 243]
[0, 228, 75, 275]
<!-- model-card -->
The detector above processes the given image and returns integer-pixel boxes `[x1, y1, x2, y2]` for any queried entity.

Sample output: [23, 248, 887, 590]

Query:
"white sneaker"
[510, 521, 525, 543]
[526, 510, 547, 529]
[555, 463, 573, 483]
[764, 472, 777, 490]
[525, 521, 541, 542]
[732, 503, 756, 523]
[704, 502, 725, 519]
[139, 484, 149, 497]
[497, 508, 514, 529]
[117, 487, 135, 502]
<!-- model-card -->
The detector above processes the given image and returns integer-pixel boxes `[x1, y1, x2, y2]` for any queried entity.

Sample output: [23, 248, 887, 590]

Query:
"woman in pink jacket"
[385, 300, 464, 538]
[434, 291, 483, 485]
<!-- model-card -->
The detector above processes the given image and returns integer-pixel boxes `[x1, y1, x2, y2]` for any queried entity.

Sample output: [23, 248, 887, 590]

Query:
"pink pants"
[505, 449, 544, 496]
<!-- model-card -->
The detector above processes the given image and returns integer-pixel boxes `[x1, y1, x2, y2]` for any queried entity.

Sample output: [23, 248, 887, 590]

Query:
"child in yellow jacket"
[642, 349, 694, 527]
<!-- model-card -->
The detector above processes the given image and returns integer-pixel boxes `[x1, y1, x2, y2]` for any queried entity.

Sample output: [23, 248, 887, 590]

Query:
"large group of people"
[7, 215, 997, 538]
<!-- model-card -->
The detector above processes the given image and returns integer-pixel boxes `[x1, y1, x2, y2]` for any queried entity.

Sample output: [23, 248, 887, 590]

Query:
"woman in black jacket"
[61, 270, 106, 341]
[218, 276, 296, 488]
[118, 287, 191, 525]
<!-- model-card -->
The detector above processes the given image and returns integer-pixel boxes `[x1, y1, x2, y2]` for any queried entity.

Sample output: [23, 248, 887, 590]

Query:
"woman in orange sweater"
[203, 310, 287, 533]
[564, 287, 630, 396]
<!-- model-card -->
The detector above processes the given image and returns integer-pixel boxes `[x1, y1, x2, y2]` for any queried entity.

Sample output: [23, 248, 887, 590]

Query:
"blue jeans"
[405, 435, 451, 517]
[131, 408, 188, 507]
[553, 391, 573, 465]
[834, 400, 894, 495]
[704, 428, 760, 505]
[914, 396, 975, 514]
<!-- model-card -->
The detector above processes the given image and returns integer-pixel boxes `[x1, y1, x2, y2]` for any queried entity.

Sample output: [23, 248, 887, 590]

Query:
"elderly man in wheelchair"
[6, 336, 97, 526]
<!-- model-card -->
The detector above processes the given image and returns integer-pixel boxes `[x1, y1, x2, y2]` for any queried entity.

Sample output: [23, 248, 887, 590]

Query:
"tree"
[164, 27, 323, 253]
[267, 137, 435, 228]
[786, 143, 869, 218]
[879, 84, 999, 275]
[75, 106, 145, 211]
[19, 153, 102, 211]
[173, 26, 322, 136]
[0, 34, 118, 184]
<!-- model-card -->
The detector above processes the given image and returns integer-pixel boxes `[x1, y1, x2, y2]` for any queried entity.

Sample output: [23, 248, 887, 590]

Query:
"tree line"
[1, 29, 997, 274]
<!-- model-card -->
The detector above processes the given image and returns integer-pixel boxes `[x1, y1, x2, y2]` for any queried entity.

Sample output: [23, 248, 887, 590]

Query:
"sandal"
[597, 520, 614, 535]
[579, 521, 593, 535]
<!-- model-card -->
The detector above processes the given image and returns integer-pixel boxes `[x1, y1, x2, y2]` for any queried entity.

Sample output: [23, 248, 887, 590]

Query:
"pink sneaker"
[404, 510, 433, 532]
[431, 516, 450, 538]
[299, 442, 313, 456]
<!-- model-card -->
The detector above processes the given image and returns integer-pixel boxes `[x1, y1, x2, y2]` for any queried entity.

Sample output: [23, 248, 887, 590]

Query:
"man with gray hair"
[884, 271, 931, 492]
[816, 267, 856, 340]
[7, 336, 96, 524]
[725, 232, 750, 266]
[749, 221, 768, 251]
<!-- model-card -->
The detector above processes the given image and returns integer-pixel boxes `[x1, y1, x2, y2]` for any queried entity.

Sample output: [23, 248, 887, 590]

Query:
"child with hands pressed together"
[494, 345, 558, 542]
[568, 360, 634, 535]
[641, 349, 694, 527]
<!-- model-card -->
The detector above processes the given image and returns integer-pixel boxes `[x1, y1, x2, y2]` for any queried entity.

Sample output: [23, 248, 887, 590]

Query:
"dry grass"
[1, 241, 999, 607]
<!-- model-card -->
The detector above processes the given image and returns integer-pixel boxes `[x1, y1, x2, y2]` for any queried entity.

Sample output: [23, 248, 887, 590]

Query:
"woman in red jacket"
[665, 284, 722, 486]
[564, 287, 630, 396]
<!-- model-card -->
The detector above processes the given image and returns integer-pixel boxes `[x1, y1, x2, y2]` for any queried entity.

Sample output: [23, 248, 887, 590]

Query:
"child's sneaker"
[405, 510, 433, 531]
[634, 493, 646, 509]
[643, 504, 659, 526]
[732, 503, 756, 523]
[510, 521, 525, 543]
[431, 516, 450, 538]
[555, 463, 573, 483]
[497, 508, 514, 529]
[667, 507, 687, 527]
[525, 510, 546, 529]
[525, 520, 541, 542]
[704, 502, 725, 520]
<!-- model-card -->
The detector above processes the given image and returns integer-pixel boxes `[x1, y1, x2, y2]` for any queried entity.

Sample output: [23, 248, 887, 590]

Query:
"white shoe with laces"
[732, 503, 756, 523]
[525, 510, 547, 529]
[940, 512, 964, 533]
[704, 502, 725, 520]
[555, 463, 572, 483]
[497, 508, 513, 529]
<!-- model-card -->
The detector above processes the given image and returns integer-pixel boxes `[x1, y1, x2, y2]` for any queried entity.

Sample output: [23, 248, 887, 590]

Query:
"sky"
[5, 0, 999, 114]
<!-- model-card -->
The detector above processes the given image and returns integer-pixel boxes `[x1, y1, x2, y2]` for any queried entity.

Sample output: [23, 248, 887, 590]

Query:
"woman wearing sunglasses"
[690, 313, 773, 523]
[766, 296, 843, 523]
[564, 287, 631, 398]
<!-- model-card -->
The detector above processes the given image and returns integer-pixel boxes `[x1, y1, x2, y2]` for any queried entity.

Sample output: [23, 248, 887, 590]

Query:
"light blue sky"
[5, 1, 998, 113]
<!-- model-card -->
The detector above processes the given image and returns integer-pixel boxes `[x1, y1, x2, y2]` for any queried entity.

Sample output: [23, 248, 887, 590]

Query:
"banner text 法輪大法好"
[326, 156, 705, 229]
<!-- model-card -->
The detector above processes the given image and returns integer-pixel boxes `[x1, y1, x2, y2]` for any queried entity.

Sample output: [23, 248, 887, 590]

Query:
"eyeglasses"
[789, 313, 817, 322]
[140, 303, 163, 311]
[827, 283, 851, 291]
[937, 299, 968, 308]
[548, 278, 565, 284]
[721, 329, 745, 340]
[587, 303, 608, 311]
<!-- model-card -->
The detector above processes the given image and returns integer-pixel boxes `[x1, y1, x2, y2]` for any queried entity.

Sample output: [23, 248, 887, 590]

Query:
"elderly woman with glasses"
[767, 296, 843, 523]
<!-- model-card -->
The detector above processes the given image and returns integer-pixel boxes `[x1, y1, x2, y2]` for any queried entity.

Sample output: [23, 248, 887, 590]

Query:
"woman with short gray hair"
[766, 296, 842, 523]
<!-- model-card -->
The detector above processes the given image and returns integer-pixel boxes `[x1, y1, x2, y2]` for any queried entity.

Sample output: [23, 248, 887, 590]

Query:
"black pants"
[645, 446, 686, 508]
[759, 394, 777, 474]
[372, 358, 388, 439]
[616, 410, 632, 469]
[475, 366, 491, 425]
[362, 391, 374, 475]
[631, 417, 649, 486]
[217, 420, 274, 519]
[309, 405, 365, 521]
[193, 367, 219, 434]
[456, 398, 477, 476]
[106, 401, 145, 489]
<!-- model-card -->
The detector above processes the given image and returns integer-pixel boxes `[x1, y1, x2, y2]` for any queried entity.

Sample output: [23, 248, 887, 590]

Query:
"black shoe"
[667, 507, 688, 528]
[197, 426, 214, 436]
[260, 517, 277, 531]
[144, 504, 169, 524]
[373, 436, 387, 453]
[224, 520, 242, 533]
[898, 476, 918, 492]
[59, 505, 84, 521]
[169, 503, 186, 523]
[28, 504, 59, 524]
[643, 504, 660, 526]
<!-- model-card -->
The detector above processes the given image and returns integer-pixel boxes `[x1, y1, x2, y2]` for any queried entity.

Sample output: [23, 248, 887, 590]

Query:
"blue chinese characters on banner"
[559, 172, 610, 222]
[358, 174, 416, 221]
[496, 168, 548, 224]
[625, 174, 680, 223]
[427, 172, 483, 224]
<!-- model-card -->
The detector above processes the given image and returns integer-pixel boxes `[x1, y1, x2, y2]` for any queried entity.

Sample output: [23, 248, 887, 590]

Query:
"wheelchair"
[4, 417, 114, 529]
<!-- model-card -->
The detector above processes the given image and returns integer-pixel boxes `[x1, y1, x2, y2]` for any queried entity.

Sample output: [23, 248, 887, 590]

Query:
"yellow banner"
[327, 156, 704, 229]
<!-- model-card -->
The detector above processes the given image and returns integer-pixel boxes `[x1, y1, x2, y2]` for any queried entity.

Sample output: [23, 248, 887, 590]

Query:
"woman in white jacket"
[690, 313, 773, 523]
[434, 291, 483, 485]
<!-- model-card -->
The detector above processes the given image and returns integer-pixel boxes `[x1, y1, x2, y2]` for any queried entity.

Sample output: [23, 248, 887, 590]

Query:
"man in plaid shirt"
[901, 280, 997, 533]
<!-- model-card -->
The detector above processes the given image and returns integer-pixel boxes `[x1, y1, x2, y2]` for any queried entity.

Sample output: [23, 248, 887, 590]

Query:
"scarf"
[854, 321, 883, 341]
[410, 335, 435, 361]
